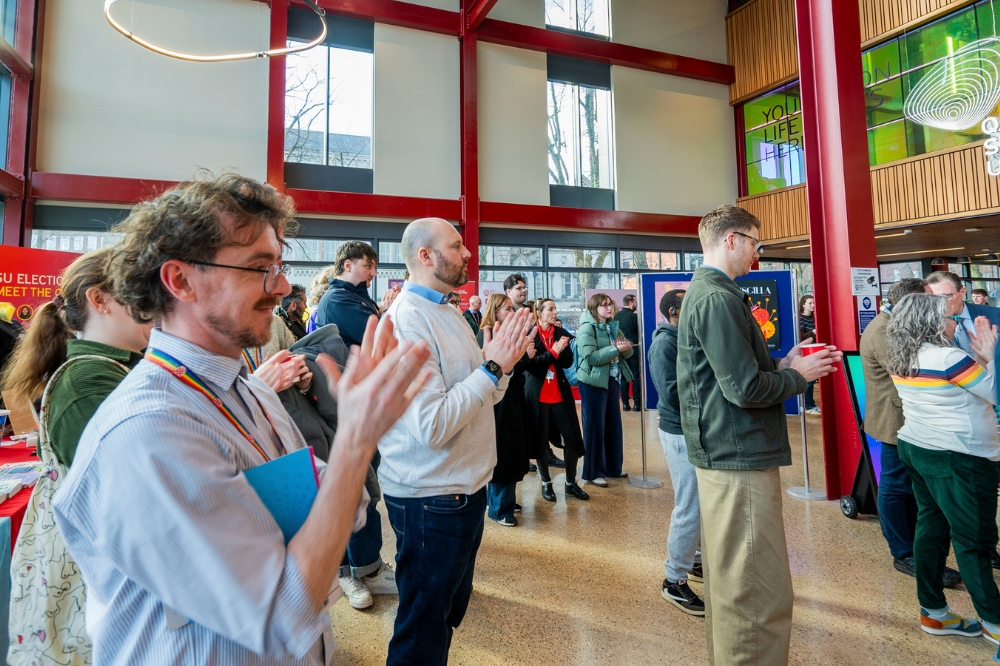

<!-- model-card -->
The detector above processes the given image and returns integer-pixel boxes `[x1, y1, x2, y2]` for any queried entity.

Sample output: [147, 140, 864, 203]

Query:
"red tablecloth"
[0, 439, 39, 552]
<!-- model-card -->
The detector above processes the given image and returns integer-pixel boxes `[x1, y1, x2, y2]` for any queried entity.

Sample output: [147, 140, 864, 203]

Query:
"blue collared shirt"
[401, 281, 500, 385]
[54, 329, 331, 665]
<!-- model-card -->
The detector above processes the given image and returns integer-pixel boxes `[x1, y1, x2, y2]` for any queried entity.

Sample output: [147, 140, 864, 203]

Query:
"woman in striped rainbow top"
[886, 292, 1000, 647]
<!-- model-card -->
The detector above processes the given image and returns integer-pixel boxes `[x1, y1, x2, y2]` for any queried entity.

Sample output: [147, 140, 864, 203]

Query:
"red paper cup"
[800, 343, 826, 356]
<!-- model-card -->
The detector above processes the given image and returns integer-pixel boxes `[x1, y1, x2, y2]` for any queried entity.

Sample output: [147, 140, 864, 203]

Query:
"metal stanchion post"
[629, 282, 662, 490]
[787, 392, 825, 500]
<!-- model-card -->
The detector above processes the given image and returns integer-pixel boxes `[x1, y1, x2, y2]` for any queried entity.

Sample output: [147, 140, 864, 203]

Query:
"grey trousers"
[658, 429, 701, 581]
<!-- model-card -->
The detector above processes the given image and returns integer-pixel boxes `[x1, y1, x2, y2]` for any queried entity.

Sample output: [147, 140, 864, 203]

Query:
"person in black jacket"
[476, 294, 531, 526]
[648, 289, 705, 617]
[614, 293, 642, 410]
[523, 298, 589, 502]
[316, 241, 383, 348]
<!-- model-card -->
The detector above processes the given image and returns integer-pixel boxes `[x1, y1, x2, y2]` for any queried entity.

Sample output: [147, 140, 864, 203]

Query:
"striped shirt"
[893, 343, 999, 460]
[53, 328, 333, 665]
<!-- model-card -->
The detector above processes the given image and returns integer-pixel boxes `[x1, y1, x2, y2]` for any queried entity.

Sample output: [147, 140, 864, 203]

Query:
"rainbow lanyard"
[145, 348, 285, 462]
[241, 347, 262, 372]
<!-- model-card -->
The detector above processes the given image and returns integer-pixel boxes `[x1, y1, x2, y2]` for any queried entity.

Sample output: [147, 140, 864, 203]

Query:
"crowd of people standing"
[3, 173, 999, 666]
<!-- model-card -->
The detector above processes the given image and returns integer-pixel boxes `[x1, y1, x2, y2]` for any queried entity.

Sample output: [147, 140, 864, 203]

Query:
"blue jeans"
[878, 442, 917, 559]
[385, 489, 487, 666]
[339, 500, 384, 578]
[658, 429, 701, 582]
[487, 483, 516, 521]
[804, 382, 816, 410]
[579, 378, 623, 481]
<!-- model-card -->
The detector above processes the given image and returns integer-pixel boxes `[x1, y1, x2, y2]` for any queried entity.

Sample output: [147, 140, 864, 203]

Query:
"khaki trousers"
[696, 467, 793, 666]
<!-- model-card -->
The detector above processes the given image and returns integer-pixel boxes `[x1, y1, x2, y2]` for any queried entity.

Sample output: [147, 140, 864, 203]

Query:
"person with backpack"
[0, 248, 153, 666]
[576, 293, 633, 487]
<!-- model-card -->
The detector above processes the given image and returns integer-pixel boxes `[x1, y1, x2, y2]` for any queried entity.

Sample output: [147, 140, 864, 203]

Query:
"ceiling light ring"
[104, 0, 328, 63]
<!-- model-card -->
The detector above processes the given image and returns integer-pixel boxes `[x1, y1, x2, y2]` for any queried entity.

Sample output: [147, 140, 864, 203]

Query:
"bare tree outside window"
[284, 43, 373, 169]
[548, 81, 613, 189]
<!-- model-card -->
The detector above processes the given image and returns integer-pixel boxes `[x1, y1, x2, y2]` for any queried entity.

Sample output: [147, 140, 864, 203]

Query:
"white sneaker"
[361, 562, 398, 595]
[589, 478, 608, 487]
[339, 575, 373, 609]
[806, 407, 821, 415]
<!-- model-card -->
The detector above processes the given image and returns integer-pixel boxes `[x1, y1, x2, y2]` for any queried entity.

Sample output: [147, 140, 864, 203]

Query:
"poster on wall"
[639, 270, 798, 413]
[739, 279, 781, 350]
[453, 282, 476, 310]
[479, 281, 504, 303]
[0, 246, 80, 326]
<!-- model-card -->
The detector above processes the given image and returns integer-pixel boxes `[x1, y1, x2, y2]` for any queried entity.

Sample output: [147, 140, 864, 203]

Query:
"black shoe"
[993, 549, 1000, 570]
[528, 462, 537, 473]
[513, 503, 522, 513]
[565, 482, 590, 500]
[608, 471, 629, 479]
[547, 451, 566, 469]
[622, 404, 631, 411]
[893, 557, 962, 588]
[541, 482, 556, 502]
[662, 579, 705, 616]
[687, 563, 703, 583]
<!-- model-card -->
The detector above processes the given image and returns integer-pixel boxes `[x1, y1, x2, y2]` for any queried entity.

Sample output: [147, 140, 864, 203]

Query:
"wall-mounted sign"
[851, 268, 880, 296]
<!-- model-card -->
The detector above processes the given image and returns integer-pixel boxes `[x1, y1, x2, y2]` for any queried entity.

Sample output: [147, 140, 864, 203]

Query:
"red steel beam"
[293, 0, 459, 36]
[0, 168, 24, 199]
[459, 12, 480, 281]
[796, 0, 879, 500]
[267, 0, 289, 190]
[0, 33, 31, 78]
[465, 0, 499, 32]
[288, 188, 462, 220]
[2, 0, 41, 246]
[481, 202, 700, 235]
[31, 172, 179, 204]
[289, 0, 732, 83]
[478, 19, 735, 85]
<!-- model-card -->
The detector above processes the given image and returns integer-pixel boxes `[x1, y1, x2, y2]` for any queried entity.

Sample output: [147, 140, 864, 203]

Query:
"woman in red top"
[523, 298, 589, 502]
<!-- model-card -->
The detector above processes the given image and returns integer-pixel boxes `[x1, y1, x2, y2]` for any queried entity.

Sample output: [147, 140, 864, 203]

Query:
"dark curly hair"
[109, 174, 298, 323]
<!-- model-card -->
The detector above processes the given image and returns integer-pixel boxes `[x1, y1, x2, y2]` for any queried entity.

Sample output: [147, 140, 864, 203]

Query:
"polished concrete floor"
[329, 410, 998, 665]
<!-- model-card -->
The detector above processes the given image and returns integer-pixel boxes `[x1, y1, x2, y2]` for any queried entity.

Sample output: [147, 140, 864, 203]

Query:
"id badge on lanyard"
[545, 369, 555, 381]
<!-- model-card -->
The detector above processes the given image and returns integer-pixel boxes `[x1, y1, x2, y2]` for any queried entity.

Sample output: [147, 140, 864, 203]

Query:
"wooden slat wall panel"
[726, 0, 799, 104]
[871, 143, 1000, 225]
[858, 0, 972, 43]
[737, 184, 809, 240]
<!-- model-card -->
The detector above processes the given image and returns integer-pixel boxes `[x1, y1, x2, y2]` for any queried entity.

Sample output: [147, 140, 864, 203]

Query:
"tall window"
[284, 47, 373, 168]
[545, 0, 610, 38]
[284, 11, 374, 192]
[547, 55, 615, 209]
[548, 82, 614, 189]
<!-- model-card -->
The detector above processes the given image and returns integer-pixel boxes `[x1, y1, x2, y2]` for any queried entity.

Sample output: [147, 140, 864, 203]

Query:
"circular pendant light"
[104, 0, 328, 63]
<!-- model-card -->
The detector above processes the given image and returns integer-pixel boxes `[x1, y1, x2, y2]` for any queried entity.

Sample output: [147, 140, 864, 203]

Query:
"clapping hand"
[255, 351, 312, 393]
[482, 308, 538, 374]
[317, 316, 432, 454]
[968, 316, 998, 366]
[552, 336, 570, 355]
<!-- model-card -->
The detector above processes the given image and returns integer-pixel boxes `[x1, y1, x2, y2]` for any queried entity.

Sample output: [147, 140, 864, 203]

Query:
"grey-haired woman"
[886, 292, 1000, 644]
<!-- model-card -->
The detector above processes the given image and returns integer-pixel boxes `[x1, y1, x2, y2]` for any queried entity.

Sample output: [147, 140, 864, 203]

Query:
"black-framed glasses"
[732, 230, 764, 254]
[188, 260, 292, 294]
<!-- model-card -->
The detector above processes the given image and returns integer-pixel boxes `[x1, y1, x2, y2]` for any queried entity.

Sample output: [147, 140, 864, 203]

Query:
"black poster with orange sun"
[740, 280, 780, 350]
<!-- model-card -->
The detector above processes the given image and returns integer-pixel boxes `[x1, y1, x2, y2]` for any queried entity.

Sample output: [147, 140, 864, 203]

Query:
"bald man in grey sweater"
[379, 218, 535, 666]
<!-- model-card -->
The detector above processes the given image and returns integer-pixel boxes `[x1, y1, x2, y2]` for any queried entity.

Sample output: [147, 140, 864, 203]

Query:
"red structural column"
[459, 16, 479, 282]
[795, 0, 878, 499]
[2, 0, 41, 246]
[267, 0, 289, 192]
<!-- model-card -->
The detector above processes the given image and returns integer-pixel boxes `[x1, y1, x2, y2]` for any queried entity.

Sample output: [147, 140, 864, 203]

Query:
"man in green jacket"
[677, 204, 841, 665]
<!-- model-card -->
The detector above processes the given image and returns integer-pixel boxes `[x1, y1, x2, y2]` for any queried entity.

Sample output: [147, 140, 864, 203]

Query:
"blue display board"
[639, 270, 799, 414]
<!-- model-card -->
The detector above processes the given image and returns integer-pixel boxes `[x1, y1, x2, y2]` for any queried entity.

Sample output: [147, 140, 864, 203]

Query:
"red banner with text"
[0, 246, 81, 326]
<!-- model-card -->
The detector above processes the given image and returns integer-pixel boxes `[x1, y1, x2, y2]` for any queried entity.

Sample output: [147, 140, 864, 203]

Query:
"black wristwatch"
[483, 360, 503, 381]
